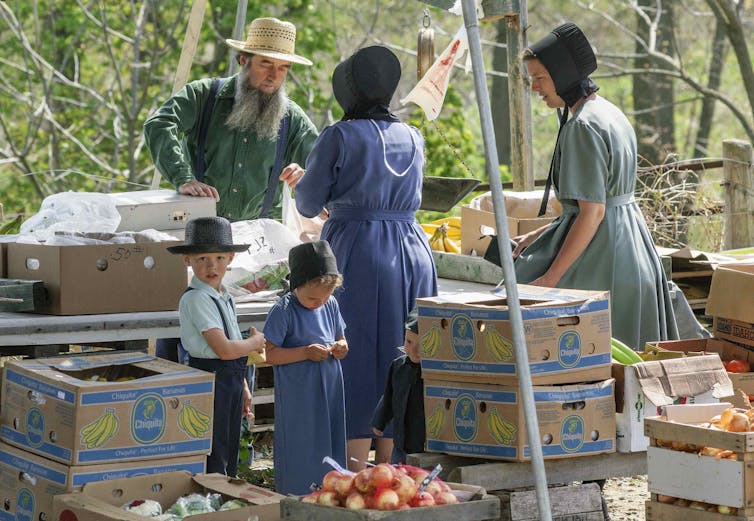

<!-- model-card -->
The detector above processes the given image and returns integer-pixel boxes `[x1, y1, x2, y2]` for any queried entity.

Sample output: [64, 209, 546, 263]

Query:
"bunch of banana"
[485, 327, 514, 362]
[178, 401, 211, 438]
[80, 408, 119, 449]
[423, 217, 462, 254]
[426, 405, 446, 438]
[420, 324, 442, 357]
[487, 407, 517, 445]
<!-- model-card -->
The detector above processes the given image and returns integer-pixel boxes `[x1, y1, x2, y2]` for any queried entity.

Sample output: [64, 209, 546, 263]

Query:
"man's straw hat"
[225, 17, 312, 66]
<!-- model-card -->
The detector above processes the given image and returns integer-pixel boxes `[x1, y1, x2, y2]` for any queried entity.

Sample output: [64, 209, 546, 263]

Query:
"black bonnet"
[332, 46, 401, 121]
[529, 22, 598, 106]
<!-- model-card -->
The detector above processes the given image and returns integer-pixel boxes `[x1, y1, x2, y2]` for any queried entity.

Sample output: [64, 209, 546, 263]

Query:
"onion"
[727, 412, 750, 432]
[657, 494, 676, 504]
[689, 501, 708, 510]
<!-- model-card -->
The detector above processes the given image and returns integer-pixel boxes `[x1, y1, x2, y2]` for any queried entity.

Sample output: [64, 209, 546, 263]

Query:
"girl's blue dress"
[264, 294, 347, 495]
[295, 119, 438, 439]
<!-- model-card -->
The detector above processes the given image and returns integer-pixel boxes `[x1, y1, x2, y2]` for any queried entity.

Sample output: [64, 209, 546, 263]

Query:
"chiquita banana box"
[417, 285, 612, 386]
[424, 378, 616, 461]
[0, 352, 214, 465]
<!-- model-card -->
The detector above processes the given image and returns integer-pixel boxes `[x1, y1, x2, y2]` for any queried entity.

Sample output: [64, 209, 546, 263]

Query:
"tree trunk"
[693, 16, 728, 157]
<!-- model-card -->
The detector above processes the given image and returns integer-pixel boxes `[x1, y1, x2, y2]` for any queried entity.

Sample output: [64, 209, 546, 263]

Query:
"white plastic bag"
[223, 219, 302, 302]
[19, 191, 121, 241]
[282, 187, 324, 243]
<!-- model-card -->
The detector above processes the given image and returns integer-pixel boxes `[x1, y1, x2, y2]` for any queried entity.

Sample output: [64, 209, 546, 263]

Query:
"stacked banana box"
[0, 352, 214, 520]
[417, 284, 616, 461]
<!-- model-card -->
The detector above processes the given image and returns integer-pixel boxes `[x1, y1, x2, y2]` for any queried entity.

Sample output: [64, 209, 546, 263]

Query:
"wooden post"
[723, 139, 754, 249]
[150, 0, 208, 189]
[505, 13, 533, 191]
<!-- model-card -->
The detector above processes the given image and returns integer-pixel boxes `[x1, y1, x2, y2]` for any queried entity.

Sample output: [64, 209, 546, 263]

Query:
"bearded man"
[144, 17, 318, 221]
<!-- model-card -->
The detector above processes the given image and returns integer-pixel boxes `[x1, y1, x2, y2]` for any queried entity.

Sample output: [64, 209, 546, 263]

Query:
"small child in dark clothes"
[371, 309, 425, 464]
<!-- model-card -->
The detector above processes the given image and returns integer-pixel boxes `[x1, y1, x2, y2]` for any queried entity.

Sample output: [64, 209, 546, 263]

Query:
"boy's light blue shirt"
[179, 275, 242, 359]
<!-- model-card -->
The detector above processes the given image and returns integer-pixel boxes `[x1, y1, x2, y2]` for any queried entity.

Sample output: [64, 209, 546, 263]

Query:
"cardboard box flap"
[192, 473, 285, 505]
[53, 492, 149, 521]
[493, 284, 610, 303]
[632, 355, 733, 406]
[706, 263, 754, 322]
[663, 402, 732, 423]
[79, 470, 199, 504]
[51, 352, 153, 371]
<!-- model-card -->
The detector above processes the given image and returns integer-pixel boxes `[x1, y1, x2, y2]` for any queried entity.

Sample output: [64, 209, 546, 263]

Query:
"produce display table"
[406, 451, 647, 492]
[0, 278, 495, 357]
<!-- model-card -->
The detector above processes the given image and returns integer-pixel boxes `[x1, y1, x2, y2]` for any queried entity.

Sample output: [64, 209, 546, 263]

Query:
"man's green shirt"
[144, 74, 318, 220]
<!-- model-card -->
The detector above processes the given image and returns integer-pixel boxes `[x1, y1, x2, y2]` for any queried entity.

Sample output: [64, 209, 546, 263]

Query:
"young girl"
[263, 240, 348, 495]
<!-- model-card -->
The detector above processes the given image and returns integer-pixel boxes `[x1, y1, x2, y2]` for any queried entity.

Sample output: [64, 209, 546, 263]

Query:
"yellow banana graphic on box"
[80, 408, 119, 449]
[420, 324, 442, 357]
[487, 407, 517, 445]
[426, 405, 445, 438]
[178, 401, 211, 438]
[485, 327, 514, 362]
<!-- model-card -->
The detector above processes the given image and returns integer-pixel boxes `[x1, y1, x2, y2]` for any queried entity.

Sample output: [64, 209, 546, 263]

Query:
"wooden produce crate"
[644, 403, 754, 518]
[493, 482, 604, 521]
[280, 483, 500, 521]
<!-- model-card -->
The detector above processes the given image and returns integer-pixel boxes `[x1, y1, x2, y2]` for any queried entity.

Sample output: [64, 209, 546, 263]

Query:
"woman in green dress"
[513, 22, 678, 351]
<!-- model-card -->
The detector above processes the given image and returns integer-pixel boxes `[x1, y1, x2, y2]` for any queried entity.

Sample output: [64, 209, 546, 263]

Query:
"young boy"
[167, 216, 265, 476]
[371, 309, 425, 464]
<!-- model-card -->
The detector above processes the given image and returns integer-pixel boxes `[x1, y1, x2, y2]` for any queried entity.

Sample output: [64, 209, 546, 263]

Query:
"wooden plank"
[495, 483, 603, 521]
[723, 139, 754, 249]
[444, 452, 646, 491]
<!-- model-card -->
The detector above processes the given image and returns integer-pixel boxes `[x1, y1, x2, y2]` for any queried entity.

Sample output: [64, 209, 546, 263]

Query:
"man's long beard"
[225, 66, 287, 141]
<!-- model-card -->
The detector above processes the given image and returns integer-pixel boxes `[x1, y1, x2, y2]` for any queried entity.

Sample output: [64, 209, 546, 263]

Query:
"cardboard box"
[644, 403, 749, 511]
[0, 441, 205, 521]
[424, 378, 616, 461]
[461, 205, 556, 256]
[105, 189, 217, 233]
[612, 355, 733, 453]
[53, 470, 285, 521]
[0, 241, 6, 278]
[6, 240, 186, 314]
[645, 337, 754, 398]
[1, 352, 214, 465]
[706, 263, 754, 348]
[417, 285, 612, 386]
[280, 483, 499, 521]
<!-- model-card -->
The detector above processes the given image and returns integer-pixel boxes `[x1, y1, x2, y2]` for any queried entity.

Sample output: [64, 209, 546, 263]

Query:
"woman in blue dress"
[295, 46, 438, 470]
[263, 241, 348, 495]
[513, 22, 678, 350]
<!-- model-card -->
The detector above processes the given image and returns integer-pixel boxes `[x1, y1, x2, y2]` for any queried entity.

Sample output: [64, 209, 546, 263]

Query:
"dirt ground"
[603, 475, 650, 520]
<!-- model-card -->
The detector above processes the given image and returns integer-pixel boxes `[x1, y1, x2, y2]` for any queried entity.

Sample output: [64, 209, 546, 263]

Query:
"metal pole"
[459, 1, 552, 519]
[227, 0, 248, 76]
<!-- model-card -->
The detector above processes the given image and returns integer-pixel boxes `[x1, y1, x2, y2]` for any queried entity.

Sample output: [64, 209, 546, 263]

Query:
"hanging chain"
[422, 119, 479, 180]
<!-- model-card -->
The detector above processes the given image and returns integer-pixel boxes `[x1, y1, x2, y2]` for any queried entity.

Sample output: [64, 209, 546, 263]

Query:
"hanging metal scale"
[417, 9, 435, 80]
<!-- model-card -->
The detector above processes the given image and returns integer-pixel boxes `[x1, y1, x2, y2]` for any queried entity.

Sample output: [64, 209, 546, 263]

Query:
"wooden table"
[406, 451, 647, 491]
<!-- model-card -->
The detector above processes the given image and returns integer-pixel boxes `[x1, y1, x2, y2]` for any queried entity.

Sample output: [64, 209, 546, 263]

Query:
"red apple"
[410, 491, 436, 507]
[369, 463, 396, 490]
[301, 491, 320, 503]
[317, 490, 340, 506]
[408, 468, 430, 486]
[344, 491, 367, 510]
[371, 487, 400, 510]
[396, 464, 426, 479]
[321, 470, 343, 492]
[354, 468, 373, 493]
[392, 473, 418, 504]
[424, 480, 443, 497]
[433, 490, 459, 505]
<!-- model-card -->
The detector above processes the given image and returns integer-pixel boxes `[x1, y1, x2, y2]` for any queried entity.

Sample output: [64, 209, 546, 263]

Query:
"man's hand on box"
[179, 180, 220, 201]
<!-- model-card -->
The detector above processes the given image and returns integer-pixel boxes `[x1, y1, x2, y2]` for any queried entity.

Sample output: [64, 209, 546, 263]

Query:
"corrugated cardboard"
[417, 285, 612, 386]
[0, 441, 205, 521]
[106, 189, 217, 232]
[6, 240, 186, 314]
[1, 352, 214, 465]
[52, 471, 285, 521]
[706, 263, 754, 348]
[645, 337, 754, 398]
[460, 205, 556, 256]
[424, 378, 616, 461]
[612, 354, 732, 452]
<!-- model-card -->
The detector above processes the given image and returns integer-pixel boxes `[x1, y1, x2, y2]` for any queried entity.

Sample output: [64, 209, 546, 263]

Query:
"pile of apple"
[301, 463, 460, 510]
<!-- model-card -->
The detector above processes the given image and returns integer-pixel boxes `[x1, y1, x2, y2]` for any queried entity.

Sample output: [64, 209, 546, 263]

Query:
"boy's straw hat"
[225, 17, 312, 66]
[167, 217, 249, 254]
[288, 240, 340, 291]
